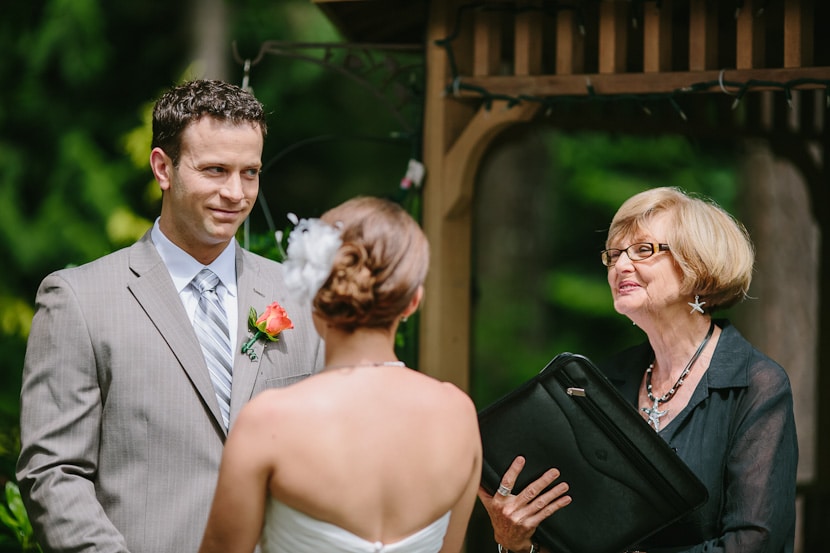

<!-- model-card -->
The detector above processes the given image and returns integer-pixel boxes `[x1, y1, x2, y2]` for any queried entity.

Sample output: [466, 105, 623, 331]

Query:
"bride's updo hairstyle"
[313, 197, 429, 332]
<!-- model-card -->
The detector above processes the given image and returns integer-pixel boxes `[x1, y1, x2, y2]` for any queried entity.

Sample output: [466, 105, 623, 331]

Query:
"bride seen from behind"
[198, 196, 483, 553]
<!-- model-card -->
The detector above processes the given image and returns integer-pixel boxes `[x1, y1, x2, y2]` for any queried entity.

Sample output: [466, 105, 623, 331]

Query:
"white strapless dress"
[260, 499, 451, 553]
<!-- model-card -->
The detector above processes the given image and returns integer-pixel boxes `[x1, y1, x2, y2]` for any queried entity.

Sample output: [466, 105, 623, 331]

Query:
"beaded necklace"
[641, 320, 715, 431]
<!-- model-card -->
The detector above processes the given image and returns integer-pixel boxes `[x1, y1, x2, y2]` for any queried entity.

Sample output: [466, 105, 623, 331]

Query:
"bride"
[198, 196, 482, 553]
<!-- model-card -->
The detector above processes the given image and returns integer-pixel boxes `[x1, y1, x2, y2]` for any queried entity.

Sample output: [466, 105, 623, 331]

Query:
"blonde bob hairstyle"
[313, 196, 429, 332]
[606, 186, 754, 312]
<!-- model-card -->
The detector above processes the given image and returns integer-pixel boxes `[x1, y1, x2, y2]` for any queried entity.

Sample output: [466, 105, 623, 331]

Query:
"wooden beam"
[514, 0, 543, 76]
[689, 0, 718, 71]
[556, 7, 585, 75]
[736, 0, 766, 69]
[643, 0, 672, 72]
[784, 0, 814, 68]
[599, 0, 628, 74]
[455, 67, 830, 97]
[443, 101, 542, 218]
[419, 99, 541, 400]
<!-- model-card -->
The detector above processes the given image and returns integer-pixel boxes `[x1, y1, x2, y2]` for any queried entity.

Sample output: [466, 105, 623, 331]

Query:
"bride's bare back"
[247, 365, 480, 545]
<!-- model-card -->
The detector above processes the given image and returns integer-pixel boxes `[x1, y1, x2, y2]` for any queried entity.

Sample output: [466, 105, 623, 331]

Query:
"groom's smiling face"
[154, 115, 264, 264]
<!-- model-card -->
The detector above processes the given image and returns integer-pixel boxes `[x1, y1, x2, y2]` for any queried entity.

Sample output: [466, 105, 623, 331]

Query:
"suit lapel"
[231, 247, 269, 421]
[127, 233, 226, 432]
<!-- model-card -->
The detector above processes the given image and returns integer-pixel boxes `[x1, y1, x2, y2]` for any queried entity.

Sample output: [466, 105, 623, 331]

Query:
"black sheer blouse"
[600, 320, 798, 553]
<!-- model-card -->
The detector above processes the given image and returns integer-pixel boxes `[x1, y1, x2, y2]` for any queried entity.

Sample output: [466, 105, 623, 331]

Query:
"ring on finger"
[497, 484, 512, 496]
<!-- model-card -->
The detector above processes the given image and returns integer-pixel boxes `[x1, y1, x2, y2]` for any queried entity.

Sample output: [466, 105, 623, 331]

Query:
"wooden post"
[736, 0, 766, 69]
[784, 0, 814, 68]
[598, 0, 629, 74]
[556, 7, 585, 74]
[643, 0, 672, 72]
[421, 0, 477, 389]
[473, 9, 501, 76]
[689, 0, 718, 71]
[515, 0, 543, 75]
[421, 0, 543, 391]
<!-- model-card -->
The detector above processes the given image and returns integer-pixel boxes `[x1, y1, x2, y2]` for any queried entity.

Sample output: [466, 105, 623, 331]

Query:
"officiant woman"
[478, 186, 797, 553]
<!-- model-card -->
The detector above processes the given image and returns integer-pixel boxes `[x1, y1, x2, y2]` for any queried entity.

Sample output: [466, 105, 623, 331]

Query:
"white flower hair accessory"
[281, 212, 343, 304]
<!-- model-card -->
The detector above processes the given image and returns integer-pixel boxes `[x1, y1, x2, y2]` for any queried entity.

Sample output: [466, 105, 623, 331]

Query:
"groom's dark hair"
[151, 79, 267, 166]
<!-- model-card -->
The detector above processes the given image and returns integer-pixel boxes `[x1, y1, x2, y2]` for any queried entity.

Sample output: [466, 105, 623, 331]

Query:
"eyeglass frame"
[601, 242, 670, 267]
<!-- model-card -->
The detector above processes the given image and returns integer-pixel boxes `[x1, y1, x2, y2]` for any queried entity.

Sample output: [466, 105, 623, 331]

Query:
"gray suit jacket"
[17, 232, 324, 553]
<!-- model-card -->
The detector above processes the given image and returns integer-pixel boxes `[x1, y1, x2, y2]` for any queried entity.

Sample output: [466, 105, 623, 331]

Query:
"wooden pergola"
[313, 0, 830, 547]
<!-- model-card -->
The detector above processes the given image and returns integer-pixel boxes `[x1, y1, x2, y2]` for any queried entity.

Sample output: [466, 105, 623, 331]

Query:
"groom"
[16, 79, 324, 553]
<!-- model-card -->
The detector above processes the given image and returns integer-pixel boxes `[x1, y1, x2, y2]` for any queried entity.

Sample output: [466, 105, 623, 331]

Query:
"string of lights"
[233, 40, 427, 252]
[435, 1, 830, 120]
[443, 74, 830, 121]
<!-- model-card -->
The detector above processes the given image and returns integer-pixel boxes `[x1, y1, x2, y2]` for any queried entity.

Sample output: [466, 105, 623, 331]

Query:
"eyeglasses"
[601, 242, 670, 267]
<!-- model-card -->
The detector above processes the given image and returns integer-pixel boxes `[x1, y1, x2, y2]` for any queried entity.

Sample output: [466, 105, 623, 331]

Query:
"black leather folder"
[478, 353, 708, 553]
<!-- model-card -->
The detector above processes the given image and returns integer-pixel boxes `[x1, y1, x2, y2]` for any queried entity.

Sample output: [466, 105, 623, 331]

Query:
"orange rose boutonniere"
[240, 302, 294, 360]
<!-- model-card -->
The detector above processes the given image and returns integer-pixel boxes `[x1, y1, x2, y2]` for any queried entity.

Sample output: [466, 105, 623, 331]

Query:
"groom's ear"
[150, 148, 174, 191]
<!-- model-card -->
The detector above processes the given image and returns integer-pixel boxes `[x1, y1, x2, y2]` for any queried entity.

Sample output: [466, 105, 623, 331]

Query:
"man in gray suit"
[16, 79, 324, 553]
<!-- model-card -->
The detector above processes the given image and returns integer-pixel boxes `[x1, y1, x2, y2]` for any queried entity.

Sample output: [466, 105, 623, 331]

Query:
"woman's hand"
[477, 456, 572, 553]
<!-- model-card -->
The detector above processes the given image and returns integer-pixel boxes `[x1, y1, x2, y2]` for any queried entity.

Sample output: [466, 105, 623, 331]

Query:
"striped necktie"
[192, 268, 233, 430]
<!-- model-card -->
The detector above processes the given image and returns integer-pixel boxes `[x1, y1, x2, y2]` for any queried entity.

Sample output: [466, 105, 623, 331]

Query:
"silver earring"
[401, 316, 408, 323]
[688, 294, 706, 314]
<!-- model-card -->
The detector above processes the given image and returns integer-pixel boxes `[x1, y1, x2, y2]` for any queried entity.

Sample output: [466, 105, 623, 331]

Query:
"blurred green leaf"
[0, 481, 40, 551]
[543, 271, 613, 316]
